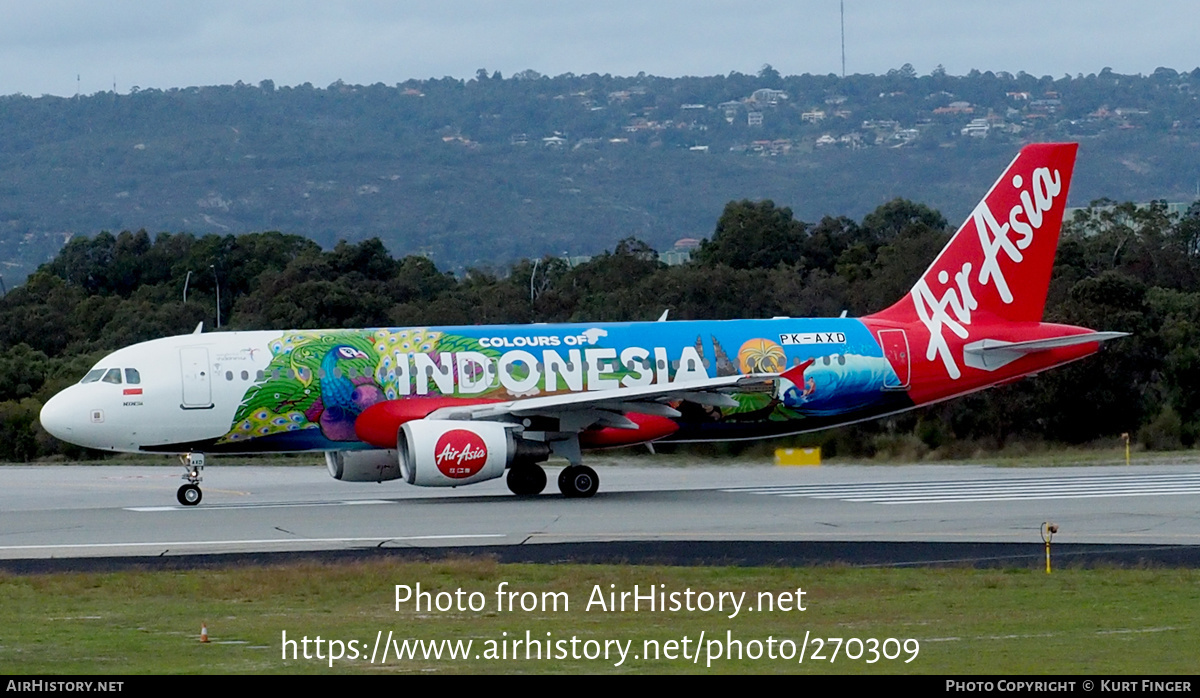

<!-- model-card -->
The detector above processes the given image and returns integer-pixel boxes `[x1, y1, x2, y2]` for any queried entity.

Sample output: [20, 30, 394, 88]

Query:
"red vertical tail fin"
[865, 142, 1079, 387]
[873, 142, 1077, 325]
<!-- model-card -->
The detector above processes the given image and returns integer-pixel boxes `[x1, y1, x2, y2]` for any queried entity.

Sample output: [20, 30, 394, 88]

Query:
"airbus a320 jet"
[40, 142, 1123, 505]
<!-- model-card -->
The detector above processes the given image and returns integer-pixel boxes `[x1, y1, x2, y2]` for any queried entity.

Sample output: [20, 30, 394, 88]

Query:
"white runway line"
[723, 473, 1200, 504]
[0, 533, 506, 552]
[126, 499, 395, 512]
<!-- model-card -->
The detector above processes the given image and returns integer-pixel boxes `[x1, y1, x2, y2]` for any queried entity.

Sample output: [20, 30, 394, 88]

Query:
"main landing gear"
[504, 435, 599, 499]
[558, 465, 599, 499]
[504, 465, 600, 498]
[177, 452, 205, 506]
[504, 463, 600, 498]
[506, 464, 547, 496]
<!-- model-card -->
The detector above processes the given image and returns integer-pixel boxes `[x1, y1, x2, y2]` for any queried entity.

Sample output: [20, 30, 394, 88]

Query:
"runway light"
[1040, 522, 1058, 574]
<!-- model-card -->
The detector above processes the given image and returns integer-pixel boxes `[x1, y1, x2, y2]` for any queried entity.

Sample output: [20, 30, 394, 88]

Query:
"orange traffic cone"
[200, 623, 210, 643]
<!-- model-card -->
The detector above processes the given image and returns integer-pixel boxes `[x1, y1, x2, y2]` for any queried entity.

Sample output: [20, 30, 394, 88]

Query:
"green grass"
[1, 559, 1196, 674]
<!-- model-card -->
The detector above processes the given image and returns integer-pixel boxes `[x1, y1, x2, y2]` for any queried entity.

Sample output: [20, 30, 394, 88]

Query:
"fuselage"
[39, 144, 1110, 462]
[40, 317, 918, 454]
[33, 143, 1118, 505]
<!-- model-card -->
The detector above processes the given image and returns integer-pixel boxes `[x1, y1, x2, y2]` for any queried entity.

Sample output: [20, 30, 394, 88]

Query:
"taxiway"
[1, 459, 1198, 563]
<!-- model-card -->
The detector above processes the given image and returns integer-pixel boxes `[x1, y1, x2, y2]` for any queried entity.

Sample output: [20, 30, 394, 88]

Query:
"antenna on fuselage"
[657, 309, 670, 322]
[839, 310, 848, 318]
[193, 322, 204, 334]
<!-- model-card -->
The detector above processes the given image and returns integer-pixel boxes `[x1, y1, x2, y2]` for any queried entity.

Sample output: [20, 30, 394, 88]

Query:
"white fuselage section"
[40, 332, 280, 452]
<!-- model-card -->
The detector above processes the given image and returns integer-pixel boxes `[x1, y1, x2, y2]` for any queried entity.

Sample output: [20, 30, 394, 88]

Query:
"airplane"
[39, 142, 1125, 505]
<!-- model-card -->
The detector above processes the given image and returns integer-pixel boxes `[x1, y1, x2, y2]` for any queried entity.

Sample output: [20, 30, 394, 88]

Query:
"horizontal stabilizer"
[963, 332, 1128, 371]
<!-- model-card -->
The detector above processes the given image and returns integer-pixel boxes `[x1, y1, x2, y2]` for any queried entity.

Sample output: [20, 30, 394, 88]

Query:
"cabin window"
[837, 354, 846, 365]
[822, 356, 831, 366]
[241, 370, 249, 381]
[101, 368, 123, 384]
[80, 369, 106, 384]
[124, 368, 141, 384]
[256, 370, 265, 381]
[225, 371, 234, 381]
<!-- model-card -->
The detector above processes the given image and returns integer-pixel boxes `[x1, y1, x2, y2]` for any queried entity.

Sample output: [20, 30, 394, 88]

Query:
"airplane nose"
[39, 390, 76, 441]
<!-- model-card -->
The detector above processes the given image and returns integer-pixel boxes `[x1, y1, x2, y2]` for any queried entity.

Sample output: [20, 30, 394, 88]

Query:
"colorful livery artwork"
[40, 143, 1124, 504]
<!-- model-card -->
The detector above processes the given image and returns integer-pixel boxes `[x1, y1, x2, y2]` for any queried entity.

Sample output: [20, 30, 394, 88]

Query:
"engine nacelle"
[325, 449, 402, 483]
[399, 420, 519, 487]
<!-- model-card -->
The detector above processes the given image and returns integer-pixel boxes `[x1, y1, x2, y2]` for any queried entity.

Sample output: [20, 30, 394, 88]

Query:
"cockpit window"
[124, 368, 141, 384]
[101, 368, 123, 384]
[80, 369, 106, 384]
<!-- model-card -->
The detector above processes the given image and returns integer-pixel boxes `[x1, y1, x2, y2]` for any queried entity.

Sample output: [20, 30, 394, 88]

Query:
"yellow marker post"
[1040, 522, 1057, 574]
[1122, 432, 1130, 466]
[775, 447, 821, 466]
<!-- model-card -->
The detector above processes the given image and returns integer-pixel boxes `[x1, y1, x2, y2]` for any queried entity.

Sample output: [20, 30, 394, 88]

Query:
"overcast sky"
[1, 1, 1195, 97]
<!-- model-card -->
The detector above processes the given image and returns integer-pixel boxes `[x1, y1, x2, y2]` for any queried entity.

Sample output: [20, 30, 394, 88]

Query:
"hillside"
[1, 66, 1198, 285]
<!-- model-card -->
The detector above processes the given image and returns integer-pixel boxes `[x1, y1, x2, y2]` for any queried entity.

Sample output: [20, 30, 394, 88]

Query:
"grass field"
[1, 558, 1197, 674]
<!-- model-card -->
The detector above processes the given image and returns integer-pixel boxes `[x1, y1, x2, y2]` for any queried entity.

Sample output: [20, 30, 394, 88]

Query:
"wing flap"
[425, 372, 778, 423]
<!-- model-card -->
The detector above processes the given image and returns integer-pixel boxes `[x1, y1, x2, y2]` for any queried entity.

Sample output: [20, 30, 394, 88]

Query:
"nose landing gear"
[177, 452, 205, 506]
[177, 483, 202, 505]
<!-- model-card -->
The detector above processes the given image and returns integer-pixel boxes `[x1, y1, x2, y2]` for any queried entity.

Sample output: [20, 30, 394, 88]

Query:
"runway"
[725, 471, 1200, 503]
[1, 457, 1199, 566]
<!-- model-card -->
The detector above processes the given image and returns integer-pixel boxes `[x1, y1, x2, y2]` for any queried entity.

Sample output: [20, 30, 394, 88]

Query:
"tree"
[758, 64, 782, 87]
[694, 200, 806, 270]
[860, 198, 947, 244]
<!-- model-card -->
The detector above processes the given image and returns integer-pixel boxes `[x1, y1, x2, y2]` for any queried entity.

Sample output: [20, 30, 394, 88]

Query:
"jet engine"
[325, 449, 402, 482]
[398, 419, 549, 487]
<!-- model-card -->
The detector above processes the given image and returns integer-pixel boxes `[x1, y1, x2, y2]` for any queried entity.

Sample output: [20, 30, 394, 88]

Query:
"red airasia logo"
[434, 429, 488, 479]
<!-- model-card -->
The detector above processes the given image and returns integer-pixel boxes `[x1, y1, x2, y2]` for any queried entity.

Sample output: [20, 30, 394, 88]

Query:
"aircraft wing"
[424, 371, 790, 426]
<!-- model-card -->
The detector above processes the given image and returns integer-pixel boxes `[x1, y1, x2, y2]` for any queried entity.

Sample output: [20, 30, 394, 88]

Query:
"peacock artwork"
[218, 328, 500, 447]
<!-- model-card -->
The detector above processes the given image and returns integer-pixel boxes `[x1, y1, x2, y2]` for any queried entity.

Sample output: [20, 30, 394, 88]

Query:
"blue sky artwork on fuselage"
[194, 319, 911, 453]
